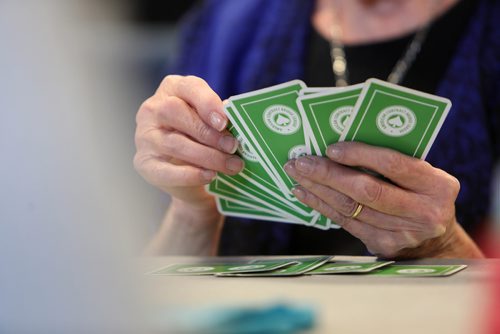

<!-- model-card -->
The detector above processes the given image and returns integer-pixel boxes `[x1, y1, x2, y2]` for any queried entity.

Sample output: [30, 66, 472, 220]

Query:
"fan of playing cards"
[207, 78, 451, 230]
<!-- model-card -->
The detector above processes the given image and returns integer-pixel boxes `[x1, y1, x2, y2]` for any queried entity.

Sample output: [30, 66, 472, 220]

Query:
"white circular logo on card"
[228, 264, 266, 271]
[177, 266, 214, 273]
[236, 134, 259, 162]
[263, 105, 301, 135]
[288, 145, 308, 160]
[324, 265, 362, 271]
[376, 106, 416, 137]
[396, 268, 436, 274]
[329, 106, 353, 135]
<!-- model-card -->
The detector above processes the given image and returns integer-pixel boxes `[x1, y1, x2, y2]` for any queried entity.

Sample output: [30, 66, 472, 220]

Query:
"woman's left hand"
[284, 141, 462, 259]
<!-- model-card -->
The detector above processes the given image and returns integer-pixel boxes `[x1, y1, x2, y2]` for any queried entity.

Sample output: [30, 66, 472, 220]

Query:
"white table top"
[140, 256, 498, 334]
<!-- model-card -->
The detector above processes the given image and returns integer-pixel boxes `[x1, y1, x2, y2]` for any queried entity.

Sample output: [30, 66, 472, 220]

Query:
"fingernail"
[226, 156, 244, 172]
[219, 135, 238, 154]
[201, 169, 216, 182]
[327, 144, 343, 161]
[292, 187, 306, 201]
[284, 160, 296, 175]
[209, 112, 227, 131]
[296, 156, 315, 174]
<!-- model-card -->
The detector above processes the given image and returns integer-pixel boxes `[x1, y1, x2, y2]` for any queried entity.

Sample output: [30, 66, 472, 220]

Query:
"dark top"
[304, 0, 476, 92]
[175, 0, 500, 255]
[287, 0, 477, 255]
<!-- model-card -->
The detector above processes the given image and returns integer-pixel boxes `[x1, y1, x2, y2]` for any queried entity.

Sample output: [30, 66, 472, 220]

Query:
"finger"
[155, 96, 238, 154]
[289, 164, 446, 243]
[289, 168, 416, 228]
[285, 162, 359, 217]
[162, 75, 227, 131]
[326, 142, 441, 191]
[290, 186, 416, 257]
[133, 154, 217, 188]
[289, 180, 410, 230]
[152, 130, 244, 175]
[286, 156, 426, 217]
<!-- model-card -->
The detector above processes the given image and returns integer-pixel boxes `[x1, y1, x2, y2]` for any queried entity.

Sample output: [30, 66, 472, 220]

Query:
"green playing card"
[297, 84, 363, 156]
[228, 80, 308, 201]
[216, 256, 332, 277]
[369, 264, 467, 277]
[148, 259, 298, 276]
[208, 177, 277, 215]
[340, 78, 451, 159]
[208, 123, 312, 223]
[218, 111, 327, 227]
[307, 261, 394, 274]
[217, 173, 317, 226]
[216, 197, 291, 223]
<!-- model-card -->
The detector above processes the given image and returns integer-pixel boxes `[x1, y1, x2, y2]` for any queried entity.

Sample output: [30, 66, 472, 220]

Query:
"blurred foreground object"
[489, 260, 500, 334]
[159, 303, 315, 334]
[0, 0, 163, 332]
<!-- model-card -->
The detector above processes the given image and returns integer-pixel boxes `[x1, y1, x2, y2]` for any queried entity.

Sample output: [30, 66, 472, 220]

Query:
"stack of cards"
[207, 78, 451, 229]
[148, 258, 467, 278]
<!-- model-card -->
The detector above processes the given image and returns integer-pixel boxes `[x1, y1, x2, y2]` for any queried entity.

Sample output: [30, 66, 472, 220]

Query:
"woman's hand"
[134, 75, 244, 211]
[284, 141, 482, 259]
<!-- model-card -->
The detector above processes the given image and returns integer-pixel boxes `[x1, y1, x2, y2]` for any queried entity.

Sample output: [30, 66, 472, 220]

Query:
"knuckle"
[324, 162, 336, 181]
[316, 199, 334, 218]
[160, 132, 182, 155]
[136, 97, 155, 124]
[162, 74, 181, 88]
[359, 178, 383, 204]
[399, 231, 421, 249]
[133, 153, 145, 174]
[419, 207, 450, 239]
[133, 154, 161, 186]
[302, 190, 319, 207]
[297, 175, 315, 188]
[421, 205, 445, 225]
[135, 127, 156, 151]
[174, 168, 191, 186]
[415, 158, 432, 171]
[444, 173, 461, 197]
[179, 75, 203, 92]
[340, 195, 358, 216]
[313, 197, 344, 225]
[381, 152, 406, 176]
[432, 223, 447, 238]
[378, 235, 401, 258]
[181, 76, 220, 109]
[194, 120, 216, 144]
[185, 75, 206, 85]
[157, 96, 180, 120]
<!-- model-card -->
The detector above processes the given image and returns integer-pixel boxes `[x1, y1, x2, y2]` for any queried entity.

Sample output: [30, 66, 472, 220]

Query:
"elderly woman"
[134, 0, 498, 258]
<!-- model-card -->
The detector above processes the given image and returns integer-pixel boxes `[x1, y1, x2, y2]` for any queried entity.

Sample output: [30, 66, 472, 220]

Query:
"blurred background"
[0, 0, 498, 333]
[0, 1, 197, 332]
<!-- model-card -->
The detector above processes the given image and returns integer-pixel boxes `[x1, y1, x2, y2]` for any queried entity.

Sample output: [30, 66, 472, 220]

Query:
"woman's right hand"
[134, 75, 244, 211]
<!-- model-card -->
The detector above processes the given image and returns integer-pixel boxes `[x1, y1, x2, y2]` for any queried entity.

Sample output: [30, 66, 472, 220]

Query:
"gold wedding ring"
[350, 203, 364, 219]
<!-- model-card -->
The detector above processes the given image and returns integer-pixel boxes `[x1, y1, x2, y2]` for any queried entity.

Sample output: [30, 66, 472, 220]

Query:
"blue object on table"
[164, 302, 316, 334]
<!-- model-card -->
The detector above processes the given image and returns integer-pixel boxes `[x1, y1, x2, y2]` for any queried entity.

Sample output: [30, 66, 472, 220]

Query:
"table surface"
[140, 256, 499, 334]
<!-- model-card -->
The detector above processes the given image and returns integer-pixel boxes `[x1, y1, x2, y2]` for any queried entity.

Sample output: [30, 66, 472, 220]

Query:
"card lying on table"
[306, 261, 394, 274]
[369, 264, 467, 277]
[148, 259, 301, 276]
[207, 79, 451, 230]
[216, 256, 332, 277]
[147, 260, 467, 278]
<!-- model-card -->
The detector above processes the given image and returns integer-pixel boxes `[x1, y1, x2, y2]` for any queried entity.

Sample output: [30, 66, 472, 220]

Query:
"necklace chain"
[329, 8, 435, 87]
